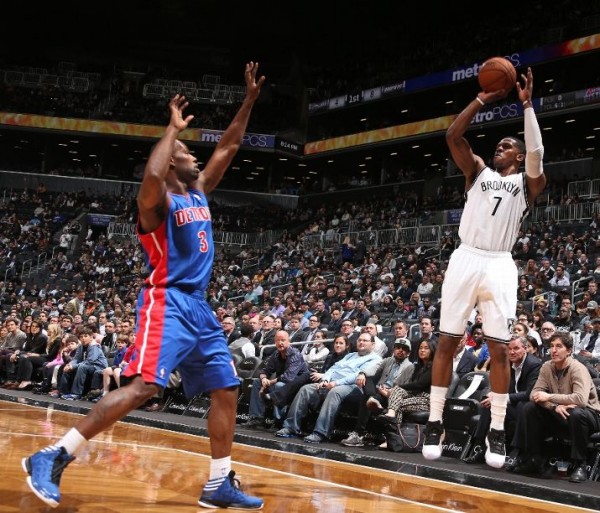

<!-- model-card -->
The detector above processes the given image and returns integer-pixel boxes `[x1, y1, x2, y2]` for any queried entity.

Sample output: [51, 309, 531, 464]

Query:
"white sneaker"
[422, 421, 445, 460]
[484, 428, 506, 469]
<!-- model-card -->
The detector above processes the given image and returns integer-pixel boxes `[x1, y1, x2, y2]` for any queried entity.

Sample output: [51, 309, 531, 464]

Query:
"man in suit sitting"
[464, 335, 542, 463]
[313, 300, 331, 326]
[327, 307, 343, 334]
[286, 317, 308, 344]
[303, 315, 322, 343]
[254, 315, 276, 358]
[453, 333, 478, 379]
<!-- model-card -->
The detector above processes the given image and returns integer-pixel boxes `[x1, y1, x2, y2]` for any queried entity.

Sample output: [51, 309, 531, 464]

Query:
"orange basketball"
[477, 57, 517, 93]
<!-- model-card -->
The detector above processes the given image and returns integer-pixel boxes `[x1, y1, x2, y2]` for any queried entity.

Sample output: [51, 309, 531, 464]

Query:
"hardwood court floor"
[0, 401, 596, 513]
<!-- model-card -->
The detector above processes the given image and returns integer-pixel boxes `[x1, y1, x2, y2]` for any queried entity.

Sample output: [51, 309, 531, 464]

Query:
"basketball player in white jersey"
[422, 67, 546, 468]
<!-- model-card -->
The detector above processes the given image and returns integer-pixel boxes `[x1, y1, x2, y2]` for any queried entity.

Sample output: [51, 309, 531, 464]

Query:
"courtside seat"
[442, 371, 490, 459]
[236, 356, 262, 409]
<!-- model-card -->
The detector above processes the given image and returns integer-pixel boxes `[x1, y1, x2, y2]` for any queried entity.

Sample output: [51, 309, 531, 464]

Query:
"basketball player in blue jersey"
[422, 68, 546, 469]
[23, 62, 266, 510]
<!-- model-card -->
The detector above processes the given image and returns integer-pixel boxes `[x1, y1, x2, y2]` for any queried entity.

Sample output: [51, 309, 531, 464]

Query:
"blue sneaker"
[198, 471, 263, 510]
[22, 445, 75, 508]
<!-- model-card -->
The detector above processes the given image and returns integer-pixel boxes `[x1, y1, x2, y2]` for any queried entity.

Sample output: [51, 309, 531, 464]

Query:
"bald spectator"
[244, 330, 308, 429]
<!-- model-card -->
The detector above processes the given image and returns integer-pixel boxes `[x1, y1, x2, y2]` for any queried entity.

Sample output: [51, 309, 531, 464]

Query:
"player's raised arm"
[446, 88, 507, 183]
[137, 95, 193, 232]
[199, 61, 265, 194]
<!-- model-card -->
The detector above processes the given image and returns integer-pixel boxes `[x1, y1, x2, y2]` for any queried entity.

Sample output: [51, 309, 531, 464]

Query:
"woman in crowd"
[0, 325, 8, 347]
[10, 320, 58, 390]
[3, 320, 47, 389]
[524, 334, 542, 360]
[42, 333, 78, 396]
[532, 309, 546, 332]
[512, 321, 530, 339]
[301, 330, 330, 366]
[523, 259, 538, 283]
[378, 295, 396, 314]
[406, 292, 421, 319]
[517, 275, 534, 302]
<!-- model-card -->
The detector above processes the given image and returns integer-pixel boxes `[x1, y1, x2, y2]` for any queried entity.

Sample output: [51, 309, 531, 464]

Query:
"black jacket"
[509, 353, 542, 404]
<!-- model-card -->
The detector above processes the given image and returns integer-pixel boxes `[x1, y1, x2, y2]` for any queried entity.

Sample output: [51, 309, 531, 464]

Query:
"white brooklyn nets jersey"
[458, 166, 528, 252]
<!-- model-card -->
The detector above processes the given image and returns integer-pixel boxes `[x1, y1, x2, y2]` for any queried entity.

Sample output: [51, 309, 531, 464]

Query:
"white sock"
[490, 392, 508, 431]
[56, 428, 87, 456]
[209, 456, 231, 480]
[428, 386, 448, 423]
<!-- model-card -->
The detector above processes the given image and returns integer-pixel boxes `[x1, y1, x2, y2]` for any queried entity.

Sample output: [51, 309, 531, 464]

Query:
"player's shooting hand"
[168, 94, 194, 131]
[477, 89, 508, 105]
[516, 67, 533, 103]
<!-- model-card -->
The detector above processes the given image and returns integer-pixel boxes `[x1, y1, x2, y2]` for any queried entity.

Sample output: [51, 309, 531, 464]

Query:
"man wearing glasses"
[304, 317, 321, 342]
[539, 322, 556, 360]
[339, 321, 359, 351]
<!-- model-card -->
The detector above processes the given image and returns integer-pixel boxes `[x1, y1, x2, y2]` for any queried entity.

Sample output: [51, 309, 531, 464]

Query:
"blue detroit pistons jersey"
[459, 167, 528, 252]
[137, 189, 214, 292]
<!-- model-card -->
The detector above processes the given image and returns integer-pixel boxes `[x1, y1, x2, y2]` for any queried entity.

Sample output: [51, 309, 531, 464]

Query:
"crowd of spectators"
[0, 169, 599, 480]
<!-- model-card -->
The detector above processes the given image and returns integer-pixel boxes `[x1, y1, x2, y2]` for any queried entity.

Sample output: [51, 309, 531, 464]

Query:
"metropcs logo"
[471, 103, 520, 124]
[200, 130, 274, 148]
[451, 53, 522, 83]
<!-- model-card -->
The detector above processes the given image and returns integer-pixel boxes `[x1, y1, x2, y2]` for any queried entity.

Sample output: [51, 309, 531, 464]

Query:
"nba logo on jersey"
[159, 368, 166, 379]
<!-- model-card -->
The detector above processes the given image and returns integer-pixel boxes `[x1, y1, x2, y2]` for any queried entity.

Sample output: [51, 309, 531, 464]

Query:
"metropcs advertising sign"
[200, 129, 275, 149]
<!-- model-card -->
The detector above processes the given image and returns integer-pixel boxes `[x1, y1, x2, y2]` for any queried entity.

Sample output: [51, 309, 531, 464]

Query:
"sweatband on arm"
[524, 106, 544, 178]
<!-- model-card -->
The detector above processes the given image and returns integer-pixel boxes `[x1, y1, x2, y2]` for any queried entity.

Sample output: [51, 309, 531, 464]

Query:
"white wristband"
[475, 97, 485, 106]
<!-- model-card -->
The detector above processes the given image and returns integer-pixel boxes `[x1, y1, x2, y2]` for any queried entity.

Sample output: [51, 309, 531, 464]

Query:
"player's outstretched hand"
[168, 94, 194, 131]
[244, 61, 266, 102]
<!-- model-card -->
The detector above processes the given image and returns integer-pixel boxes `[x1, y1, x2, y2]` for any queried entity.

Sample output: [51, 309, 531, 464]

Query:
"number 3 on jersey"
[197, 230, 208, 252]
